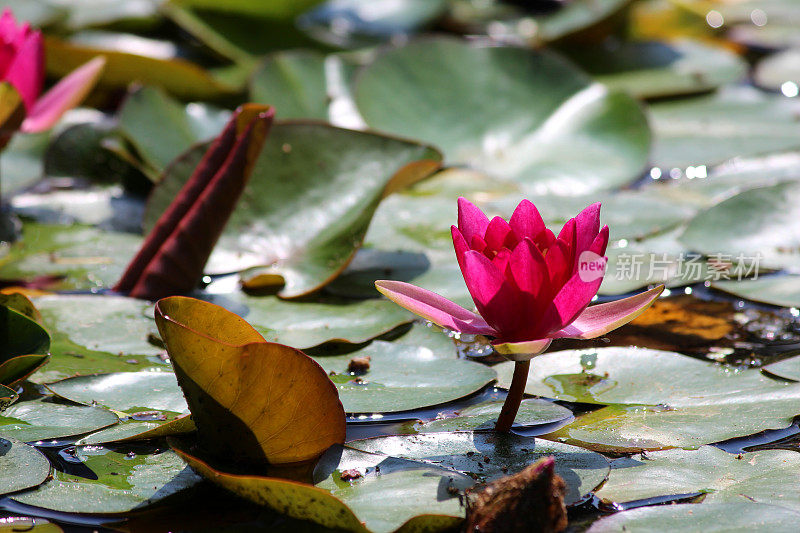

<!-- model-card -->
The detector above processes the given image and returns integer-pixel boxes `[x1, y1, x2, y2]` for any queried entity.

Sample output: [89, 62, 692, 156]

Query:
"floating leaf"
[0, 131, 49, 196]
[355, 38, 650, 195]
[713, 274, 800, 309]
[596, 446, 800, 512]
[313, 339, 496, 413]
[117, 85, 231, 179]
[249, 50, 330, 120]
[754, 48, 800, 93]
[763, 354, 800, 382]
[680, 181, 800, 270]
[0, 223, 142, 292]
[587, 503, 800, 533]
[0, 437, 50, 496]
[147, 122, 442, 297]
[0, 304, 50, 385]
[0, 399, 119, 442]
[412, 398, 572, 433]
[494, 347, 783, 407]
[349, 433, 607, 505]
[563, 39, 746, 99]
[169, 0, 325, 19]
[32, 294, 165, 382]
[12, 445, 202, 514]
[47, 372, 187, 413]
[202, 291, 414, 349]
[649, 87, 800, 171]
[155, 296, 345, 466]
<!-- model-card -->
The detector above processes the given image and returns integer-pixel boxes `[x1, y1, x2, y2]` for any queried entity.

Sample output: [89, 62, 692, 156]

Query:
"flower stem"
[495, 360, 530, 433]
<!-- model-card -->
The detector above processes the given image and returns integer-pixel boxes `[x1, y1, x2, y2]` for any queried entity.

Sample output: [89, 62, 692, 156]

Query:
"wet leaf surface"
[47, 372, 187, 413]
[348, 432, 607, 505]
[0, 399, 119, 442]
[0, 437, 50, 496]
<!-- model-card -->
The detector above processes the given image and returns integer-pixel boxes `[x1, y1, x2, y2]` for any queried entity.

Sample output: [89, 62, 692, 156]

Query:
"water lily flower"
[376, 197, 663, 431]
[0, 8, 105, 137]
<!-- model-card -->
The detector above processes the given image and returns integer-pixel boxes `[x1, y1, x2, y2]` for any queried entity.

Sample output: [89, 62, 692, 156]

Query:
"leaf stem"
[494, 360, 530, 433]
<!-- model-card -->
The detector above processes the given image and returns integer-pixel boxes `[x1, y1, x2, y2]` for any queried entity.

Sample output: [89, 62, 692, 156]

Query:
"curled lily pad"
[46, 372, 187, 413]
[155, 296, 345, 466]
[313, 339, 496, 414]
[355, 38, 650, 195]
[0, 437, 50, 496]
[0, 304, 50, 385]
[0, 399, 119, 442]
[348, 432, 607, 505]
[12, 445, 202, 514]
[586, 503, 800, 533]
[32, 294, 166, 382]
[595, 446, 800, 512]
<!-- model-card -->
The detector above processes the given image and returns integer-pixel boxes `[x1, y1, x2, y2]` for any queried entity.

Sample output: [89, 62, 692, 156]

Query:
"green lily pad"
[0, 222, 142, 292]
[0, 304, 50, 385]
[45, 32, 237, 101]
[763, 354, 800, 382]
[349, 433, 606, 505]
[249, 50, 330, 120]
[12, 445, 202, 514]
[354, 38, 650, 195]
[680, 181, 800, 270]
[201, 291, 413, 349]
[447, 0, 632, 45]
[413, 398, 573, 433]
[0, 131, 49, 197]
[32, 294, 165, 382]
[545, 392, 800, 453]
[713, 274, 800, 308]
[314, 446, 473, 533]
[117, 85, 230, 179]
[586, 503, 800, 533]
[0, 399, 119, 442]
[649, 87, 800, 171]
[47, 372, 187, 413]
[314, 339, 495, 413]
[146, 122, 442, 297]
[170, 0, 324, 19]
[2, 0, 66, 28]
[299, 0, 447, 48]
[563, 39, 746, 99]
[44, 0, 164, 31]
[76, 413, 195, 446]
[495, 347, 785, 407]
[11, 186, 120, 227]
[0, 437, 50, 496]
[596, 446, 800, 511]
[755, 48, 800, 93]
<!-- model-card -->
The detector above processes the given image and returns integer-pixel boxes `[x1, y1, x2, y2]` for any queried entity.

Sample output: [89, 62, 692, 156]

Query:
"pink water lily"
[376, 197, 663, 431]
[0, 8, 105, 136]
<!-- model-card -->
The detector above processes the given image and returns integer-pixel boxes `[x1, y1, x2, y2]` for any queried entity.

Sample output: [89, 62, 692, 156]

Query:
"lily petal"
[492, 338, 552, 362]
[509, 199, 546, 241]
[509, 238, 547, 297]
[590, 225, 610, 256]
[462, 250, 520, 333]
[542, 256, 607, 334]
[484, 216, 514, 252]
[21, 55, 105, 133]
[457, 197, 489, 243]
[375, 280, 496, 336]
[574, 202, 601, 257]
[5, 29, 43, 112]
[553, 285, 664, 339]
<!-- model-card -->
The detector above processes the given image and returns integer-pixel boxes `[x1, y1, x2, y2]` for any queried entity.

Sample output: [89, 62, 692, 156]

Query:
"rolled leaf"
[115, 104, 273, 300]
